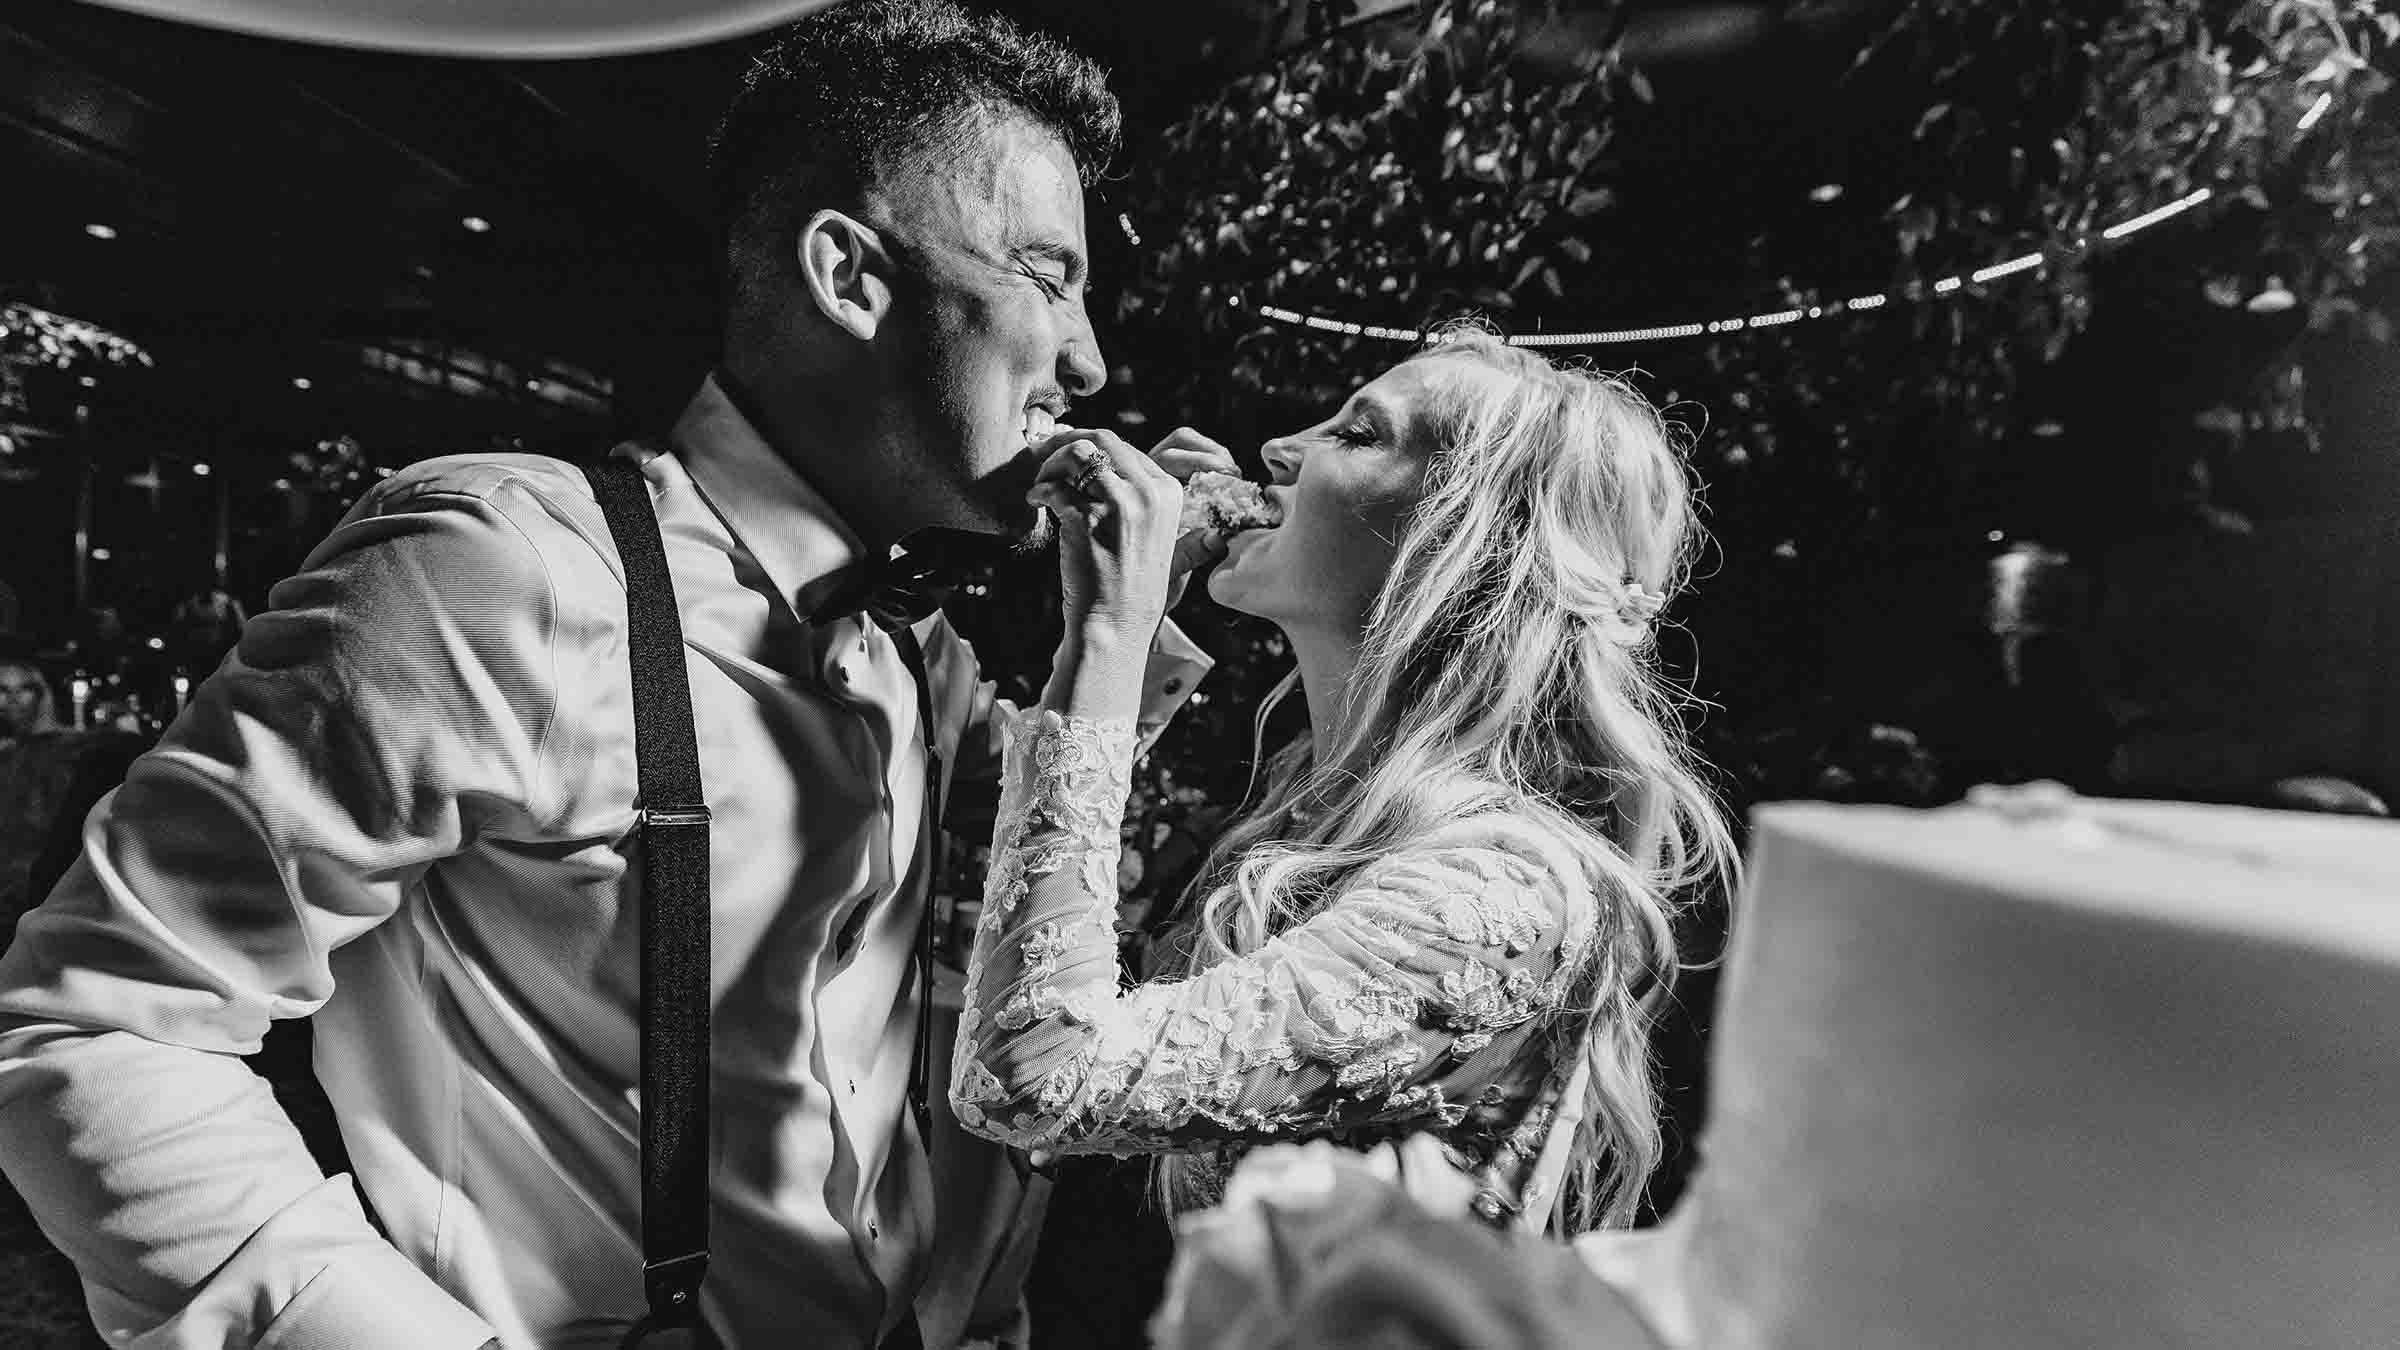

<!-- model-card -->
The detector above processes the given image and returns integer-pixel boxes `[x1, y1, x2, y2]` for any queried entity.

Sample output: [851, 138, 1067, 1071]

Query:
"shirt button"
[869, 1221, 880, 1240]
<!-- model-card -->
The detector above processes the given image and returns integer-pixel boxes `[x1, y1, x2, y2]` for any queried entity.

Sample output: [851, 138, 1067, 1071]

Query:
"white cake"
[1578, 789, 2400, 1349]
[1179, 471, 1280, 534]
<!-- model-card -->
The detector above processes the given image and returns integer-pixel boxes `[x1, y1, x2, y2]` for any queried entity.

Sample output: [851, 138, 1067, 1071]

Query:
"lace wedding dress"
[951, 708, 1609, 1211]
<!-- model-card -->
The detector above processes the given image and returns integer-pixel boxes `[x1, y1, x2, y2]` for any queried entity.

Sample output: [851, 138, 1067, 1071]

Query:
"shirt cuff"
[1135, 619, 1214, 752]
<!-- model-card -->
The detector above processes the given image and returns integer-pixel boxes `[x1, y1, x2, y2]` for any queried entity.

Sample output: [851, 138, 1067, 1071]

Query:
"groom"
[0, 4, 1214, 1348]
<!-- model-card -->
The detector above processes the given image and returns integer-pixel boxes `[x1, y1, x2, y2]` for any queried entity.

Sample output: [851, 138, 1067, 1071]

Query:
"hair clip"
[1621, 582, 1667, 623]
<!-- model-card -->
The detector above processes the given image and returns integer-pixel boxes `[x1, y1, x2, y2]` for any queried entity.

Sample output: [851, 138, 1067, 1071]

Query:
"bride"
[950, 324, 1738, 1231]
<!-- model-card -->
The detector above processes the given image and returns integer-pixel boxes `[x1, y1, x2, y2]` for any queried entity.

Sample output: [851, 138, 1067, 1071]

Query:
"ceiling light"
[292, 377, 313, 390]
[90, 547, 113, 560]
[192, 463, 211, 476]
[461, 215, 492, 234]
[147, 637, 165, 650]
[84, 222, 118, 240]
[1809, 184, 1843, 203]
[78, 375, 97, 388]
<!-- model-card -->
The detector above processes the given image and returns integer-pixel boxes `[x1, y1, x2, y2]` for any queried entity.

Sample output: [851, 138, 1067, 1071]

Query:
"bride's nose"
[1261, 434, 1302, 484]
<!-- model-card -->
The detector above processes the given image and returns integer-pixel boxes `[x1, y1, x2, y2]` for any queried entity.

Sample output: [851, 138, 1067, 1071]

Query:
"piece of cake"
[1179, 471, 1281, 534]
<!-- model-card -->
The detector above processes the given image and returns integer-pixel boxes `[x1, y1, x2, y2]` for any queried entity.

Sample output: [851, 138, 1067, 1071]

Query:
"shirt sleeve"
[949, 709, 1594, 1155]
[0, 468, 565, 1348]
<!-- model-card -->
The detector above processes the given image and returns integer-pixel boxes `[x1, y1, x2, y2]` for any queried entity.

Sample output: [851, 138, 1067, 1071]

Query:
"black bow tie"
[809, 528, 1003, 630]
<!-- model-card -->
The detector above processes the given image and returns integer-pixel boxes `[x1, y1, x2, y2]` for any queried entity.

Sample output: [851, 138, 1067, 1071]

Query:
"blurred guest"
[70, 604, 130, 679]
[0, 646, 60, 746]
[169, 584, 247, 663]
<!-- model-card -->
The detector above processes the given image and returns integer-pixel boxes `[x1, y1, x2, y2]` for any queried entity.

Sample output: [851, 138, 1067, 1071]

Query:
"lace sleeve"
[951, 709, 1596, 1155]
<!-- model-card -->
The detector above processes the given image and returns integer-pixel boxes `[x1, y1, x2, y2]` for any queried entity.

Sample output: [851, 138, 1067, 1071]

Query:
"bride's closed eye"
[1328, 421, 1377, 448]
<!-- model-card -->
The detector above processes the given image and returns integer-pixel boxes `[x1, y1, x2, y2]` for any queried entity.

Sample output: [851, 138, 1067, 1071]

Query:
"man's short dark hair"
[709, 0, 1120, 263]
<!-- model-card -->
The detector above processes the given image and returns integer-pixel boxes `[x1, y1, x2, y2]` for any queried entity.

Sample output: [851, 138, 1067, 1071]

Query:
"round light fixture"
[73, 0, 837, 58]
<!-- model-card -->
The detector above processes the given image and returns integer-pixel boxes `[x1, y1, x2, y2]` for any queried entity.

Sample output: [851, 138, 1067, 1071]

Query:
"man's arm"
[0, 469, 564, 1349]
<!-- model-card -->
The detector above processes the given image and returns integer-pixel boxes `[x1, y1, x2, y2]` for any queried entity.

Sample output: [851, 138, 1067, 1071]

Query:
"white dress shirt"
[0, 378, 1209, 1350]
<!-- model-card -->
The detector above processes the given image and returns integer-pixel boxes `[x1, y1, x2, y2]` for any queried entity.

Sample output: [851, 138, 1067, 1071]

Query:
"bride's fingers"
[1033, 427, 1181, 497]
[1152, 448, 1241, 484]
[1148, 427, 1240, 482]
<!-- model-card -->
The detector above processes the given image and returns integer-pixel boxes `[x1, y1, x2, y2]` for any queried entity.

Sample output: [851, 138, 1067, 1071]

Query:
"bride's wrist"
[1044, 627, 1145, 722]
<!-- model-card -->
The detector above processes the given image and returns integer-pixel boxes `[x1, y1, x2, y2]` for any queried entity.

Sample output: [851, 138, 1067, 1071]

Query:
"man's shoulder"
[370, 450, 614, 510]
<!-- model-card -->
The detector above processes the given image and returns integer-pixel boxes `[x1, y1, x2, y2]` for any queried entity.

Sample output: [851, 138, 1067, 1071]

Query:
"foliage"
[1112, 0, 2399, 553]
[0, 301, 153, 372]
[1081, 0, 2400, 826]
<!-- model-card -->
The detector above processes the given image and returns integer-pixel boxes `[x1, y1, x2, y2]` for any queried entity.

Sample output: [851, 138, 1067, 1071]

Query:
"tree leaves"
[1111, 0, 2399, 576]
[1566, 187, 1617, 216]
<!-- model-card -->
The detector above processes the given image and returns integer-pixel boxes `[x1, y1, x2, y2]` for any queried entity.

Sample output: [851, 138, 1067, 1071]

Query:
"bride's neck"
[1285, 625, 1363, 764]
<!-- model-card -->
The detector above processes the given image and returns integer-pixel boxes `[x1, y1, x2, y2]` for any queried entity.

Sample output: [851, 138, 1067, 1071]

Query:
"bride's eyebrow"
[1348, 395, 1395, 434]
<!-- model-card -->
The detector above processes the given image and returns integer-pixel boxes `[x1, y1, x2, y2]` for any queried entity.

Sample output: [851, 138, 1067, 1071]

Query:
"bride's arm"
[950, 705, 1596, 1155]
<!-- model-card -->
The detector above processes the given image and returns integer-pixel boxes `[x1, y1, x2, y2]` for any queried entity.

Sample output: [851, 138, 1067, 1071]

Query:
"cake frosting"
[1179, 471, 1280, 534]
[1575, 790, 2400, 1350]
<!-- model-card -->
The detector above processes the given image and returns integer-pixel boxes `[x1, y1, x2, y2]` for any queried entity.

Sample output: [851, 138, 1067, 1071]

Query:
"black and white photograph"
[0, 0, 2395, 1346]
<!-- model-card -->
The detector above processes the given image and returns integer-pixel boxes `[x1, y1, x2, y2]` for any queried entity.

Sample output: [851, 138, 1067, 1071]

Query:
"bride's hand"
[1145, 427, 1243, 596]
[1028, 426, 1239, 644]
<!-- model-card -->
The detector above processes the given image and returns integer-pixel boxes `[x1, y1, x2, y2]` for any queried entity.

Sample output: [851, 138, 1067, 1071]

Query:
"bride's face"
[1207, 359, 1462, 634]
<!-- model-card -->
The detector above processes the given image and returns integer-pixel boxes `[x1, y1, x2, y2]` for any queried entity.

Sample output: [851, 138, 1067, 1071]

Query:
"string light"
[1245, 181, 2232, 347]
[2296, 91, 2333, 132]
[1971, 251, 2047, 284]
[2099, 187, 2212, 240]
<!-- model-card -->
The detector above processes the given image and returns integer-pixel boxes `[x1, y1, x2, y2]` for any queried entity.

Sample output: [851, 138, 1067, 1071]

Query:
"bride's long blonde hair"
[1159, 324, 1740, 1230]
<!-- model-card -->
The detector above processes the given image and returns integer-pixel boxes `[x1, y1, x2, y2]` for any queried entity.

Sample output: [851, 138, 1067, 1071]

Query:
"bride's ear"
[796, 210, 895, 341]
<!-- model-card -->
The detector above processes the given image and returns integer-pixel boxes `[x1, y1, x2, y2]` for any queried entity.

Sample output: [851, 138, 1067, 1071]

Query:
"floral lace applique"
[950, 706, 1602, 1159]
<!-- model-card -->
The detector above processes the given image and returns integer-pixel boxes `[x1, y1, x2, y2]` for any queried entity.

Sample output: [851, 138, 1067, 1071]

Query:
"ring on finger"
[1071, 456, 1114, 496]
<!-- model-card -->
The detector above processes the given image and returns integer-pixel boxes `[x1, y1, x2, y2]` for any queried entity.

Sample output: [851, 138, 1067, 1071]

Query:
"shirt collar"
[664, 373, 869, 625]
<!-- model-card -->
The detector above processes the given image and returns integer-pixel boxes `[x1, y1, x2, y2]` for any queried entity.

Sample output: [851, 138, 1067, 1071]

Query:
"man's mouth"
[1022, 405, 1060, 448]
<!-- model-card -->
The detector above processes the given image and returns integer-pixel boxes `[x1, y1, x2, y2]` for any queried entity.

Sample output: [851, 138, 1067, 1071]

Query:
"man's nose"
[1057, 318, 1106, 399]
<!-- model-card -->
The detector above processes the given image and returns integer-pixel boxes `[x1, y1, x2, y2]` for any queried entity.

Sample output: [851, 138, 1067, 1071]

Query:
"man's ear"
[795, 209, 895, 341]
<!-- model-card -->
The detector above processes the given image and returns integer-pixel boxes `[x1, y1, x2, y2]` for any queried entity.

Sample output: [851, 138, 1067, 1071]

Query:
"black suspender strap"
[585, 458, 715, 1349]
[883, 621, 943, 1145]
